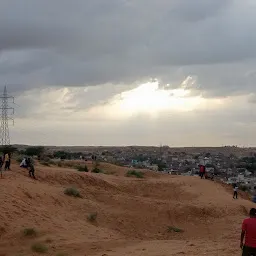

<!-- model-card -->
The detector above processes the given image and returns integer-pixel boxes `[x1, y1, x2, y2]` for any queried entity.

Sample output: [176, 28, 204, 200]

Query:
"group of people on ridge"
[0, 152, 11, 171]
[0, 153, 36, 179]
[197, 165, 256, 255]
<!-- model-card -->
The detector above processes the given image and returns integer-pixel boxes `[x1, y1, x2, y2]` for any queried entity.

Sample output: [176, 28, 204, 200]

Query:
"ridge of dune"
[0, 162, 254, 256]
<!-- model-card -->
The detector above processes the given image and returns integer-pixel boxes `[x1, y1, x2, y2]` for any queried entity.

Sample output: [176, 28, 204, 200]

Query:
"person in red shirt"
[241, 208, 256, 255]
[199, 165, 205, 179]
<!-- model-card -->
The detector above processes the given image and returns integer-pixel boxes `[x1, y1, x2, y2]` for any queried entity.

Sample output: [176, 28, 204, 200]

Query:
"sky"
[1, 0, 256, 147]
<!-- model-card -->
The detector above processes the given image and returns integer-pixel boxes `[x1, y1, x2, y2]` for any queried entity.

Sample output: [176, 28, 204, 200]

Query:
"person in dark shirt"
[0, 155, 3, 169]
[27, 158, 36, 179]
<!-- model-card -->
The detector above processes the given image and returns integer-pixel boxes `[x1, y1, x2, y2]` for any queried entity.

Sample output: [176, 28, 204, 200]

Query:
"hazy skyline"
[1, 0, 256, 146]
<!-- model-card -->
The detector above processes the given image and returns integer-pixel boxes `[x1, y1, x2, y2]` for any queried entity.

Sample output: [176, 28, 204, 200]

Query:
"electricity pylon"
[0, 86, 14, 146]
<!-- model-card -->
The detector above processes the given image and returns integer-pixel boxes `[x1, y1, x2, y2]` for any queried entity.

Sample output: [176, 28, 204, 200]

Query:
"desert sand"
[0, 161, 254, 256]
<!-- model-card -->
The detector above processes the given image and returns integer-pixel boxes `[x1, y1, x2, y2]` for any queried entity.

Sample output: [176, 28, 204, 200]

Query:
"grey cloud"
[0, 0, 255, 98]
[169, 0, 231, 22]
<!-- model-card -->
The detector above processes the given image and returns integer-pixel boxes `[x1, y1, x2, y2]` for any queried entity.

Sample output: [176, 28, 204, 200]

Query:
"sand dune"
[0, 162, 254, 255]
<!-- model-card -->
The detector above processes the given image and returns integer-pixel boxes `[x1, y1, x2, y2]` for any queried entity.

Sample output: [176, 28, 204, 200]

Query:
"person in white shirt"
[233, 184, 238, 199]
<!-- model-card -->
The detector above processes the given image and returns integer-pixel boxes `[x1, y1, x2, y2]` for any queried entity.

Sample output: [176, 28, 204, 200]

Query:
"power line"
[0, 86, 14, 146]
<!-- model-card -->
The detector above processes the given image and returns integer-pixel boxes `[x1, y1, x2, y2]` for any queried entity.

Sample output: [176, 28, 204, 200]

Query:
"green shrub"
[31, 243, 48, 253]
[104, 171, 116, 175]
[76, 165, 89, 172]
[87, 212, 98, 222]
[167, 226, 184, 233]
[64, 187, 81, 198]
[240, 185, 248, 192]
[126, 170, 144, 178]
[23, 228, 37, 237]
[92, 168, 103, 173]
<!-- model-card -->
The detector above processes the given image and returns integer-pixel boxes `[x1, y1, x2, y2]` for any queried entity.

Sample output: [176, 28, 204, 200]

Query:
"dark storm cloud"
[0, 0, 255, 96]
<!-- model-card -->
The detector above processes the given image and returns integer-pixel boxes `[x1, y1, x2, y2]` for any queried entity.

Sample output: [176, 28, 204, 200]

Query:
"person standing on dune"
[27, 158, 36, 179]
[4, 152, 10, 171]
[233, 184, 239, 199]
[199, 165, 204, 179]
[199, 165, 206, 179]
[241, 208, 256, 255]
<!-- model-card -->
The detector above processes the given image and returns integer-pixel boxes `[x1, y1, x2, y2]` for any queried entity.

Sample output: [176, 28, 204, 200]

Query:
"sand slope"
[0, 162, 254, 256]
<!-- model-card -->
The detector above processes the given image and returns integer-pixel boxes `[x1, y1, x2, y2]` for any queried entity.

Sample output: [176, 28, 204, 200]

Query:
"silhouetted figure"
[27, 158, 36, 179]
[0, 155, 3, 169]
[8, 153, 11, 170]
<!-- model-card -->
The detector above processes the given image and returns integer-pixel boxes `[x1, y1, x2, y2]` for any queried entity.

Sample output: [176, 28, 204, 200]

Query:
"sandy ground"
[0, 161, 254, 256]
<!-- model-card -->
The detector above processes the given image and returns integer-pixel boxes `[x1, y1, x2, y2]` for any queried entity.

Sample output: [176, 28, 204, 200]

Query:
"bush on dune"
[56, 253, 69, 256]
[91, 168, 103, 173]
[126, 170, 144, 178]
[23, 228, 37, 237]
[64, 187, 81, 198]
[87, 212, 98, 222]
[76, 165, 89, 172]
[167, 226, 184, 233]
[31, 243, 48, 253]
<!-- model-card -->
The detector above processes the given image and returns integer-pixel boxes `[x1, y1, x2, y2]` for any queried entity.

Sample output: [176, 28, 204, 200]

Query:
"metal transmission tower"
[0, 86, 14, 146]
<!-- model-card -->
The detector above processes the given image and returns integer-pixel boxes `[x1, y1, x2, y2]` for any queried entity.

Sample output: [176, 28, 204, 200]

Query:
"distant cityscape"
[15, 145, 256, 194]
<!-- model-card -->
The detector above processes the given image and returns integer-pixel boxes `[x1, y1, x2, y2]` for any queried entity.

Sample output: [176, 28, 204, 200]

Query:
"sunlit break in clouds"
[118, 80, 200, 114]
[87, 77, 224, 120]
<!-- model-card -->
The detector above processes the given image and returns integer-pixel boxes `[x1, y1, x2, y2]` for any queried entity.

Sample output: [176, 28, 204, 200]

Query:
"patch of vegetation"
[56, 253, 68, 256]
[76, 165, 89, 172]
[31, 243, 48, 253]
[25, 146, 44, 157]
[104, 171, 116, 175]
[0, 145, 17, 154]
[240, 185, 248, 192]
[23, 228, 37, 237]
[126, 170, 144, 178]
[53, 150, 84, 160]
[91, 168, 103, 173]
[64, 187, 81, 198]
[87, 212, 98, 222]
[167, 226, 184, 233]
